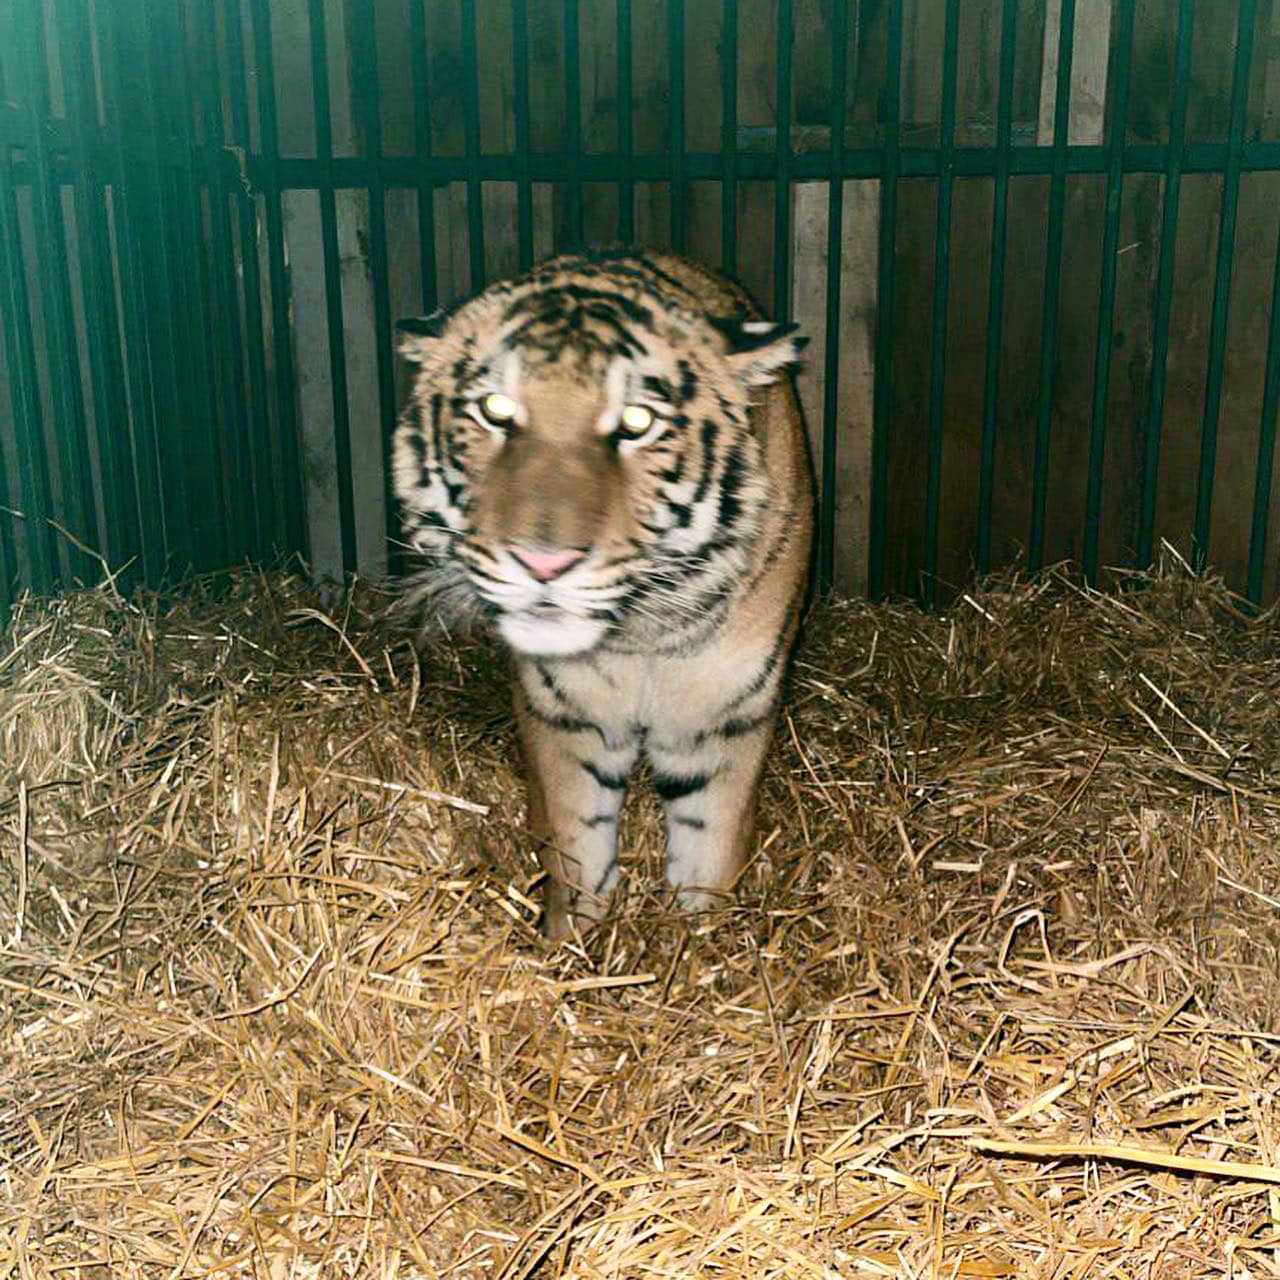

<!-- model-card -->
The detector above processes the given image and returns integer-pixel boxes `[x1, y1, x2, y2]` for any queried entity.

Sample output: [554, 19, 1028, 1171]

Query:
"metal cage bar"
[976, 0, 1019, 578]
[1194, 0, 1258, 570]
[1137, 0, 1194, 572]
[249, 0, 308, 558]
[1081, 0, 1138, 583]
[409, 0, 441, 310]
[616, 0, 635, 243]
[816, 0, 850, 595]
[306, 0, 359, 575]
[719, 0, 738, 275]
[867, 0, 904, 600]
[1028, 0, 1077, 573]
[921, 0, 961, 608]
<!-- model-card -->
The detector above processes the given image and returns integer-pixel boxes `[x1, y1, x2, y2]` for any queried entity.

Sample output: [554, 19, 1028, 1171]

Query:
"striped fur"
[393, 249, 814, 939]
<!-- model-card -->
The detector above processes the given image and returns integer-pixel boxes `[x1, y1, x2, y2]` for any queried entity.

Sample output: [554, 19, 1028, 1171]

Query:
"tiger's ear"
[708, 315, 808, 387]
[396, 311, 447, 363]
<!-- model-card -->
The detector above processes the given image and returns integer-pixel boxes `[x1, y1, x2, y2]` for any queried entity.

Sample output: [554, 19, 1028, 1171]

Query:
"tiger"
[393, 248, 814, 941]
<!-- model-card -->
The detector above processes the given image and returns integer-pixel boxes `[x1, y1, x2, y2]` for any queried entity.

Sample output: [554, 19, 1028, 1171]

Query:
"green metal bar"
[195, 0, 254, 564]
[459, 0, 485, 286]
[96, 0, 167, 582]
[867, 0, 903, 599]
[250, 0, 308, 558]
[668, 0, 685, 252]
[1137, 0, 1193, 570]
[307, 0, 359, 576]
[564, 0, 584, 248]
[817, 0, 850, 594]
[976, 0, 1018, 578]
[1247, 214, 1280, 603]
[55, 0, 138, 577]
[1193, 0, 1258, 570]
[32, 122, 1280, 183]
[921, 0, 961, 609]
[0, 144, 58, 593]
[112, 0, 197, 579]
[617, 0, 634, 242]
[349, 0, 402, 577]
[158, 0, 230, 572]
[224, 0, 275, 554]
[512, 0, 535, 265]
[772, 0, 792, 319]
[1081, 0, 1137, 583]
[1028, 0, 1076, 571]
[720, 0, 737, 273]
[242, 139, 1280, 189]
[408, 0, 441, 306]
[15, 1, 97, 584]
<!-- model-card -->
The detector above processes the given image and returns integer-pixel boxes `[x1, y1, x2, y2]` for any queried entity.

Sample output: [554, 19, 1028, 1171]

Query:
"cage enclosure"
[9, 4, 1280, 1277]
[5, 0, 1280, 610]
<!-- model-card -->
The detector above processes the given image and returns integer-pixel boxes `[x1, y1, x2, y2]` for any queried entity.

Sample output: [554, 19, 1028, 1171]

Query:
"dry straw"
[3, 556, 1280, 1277]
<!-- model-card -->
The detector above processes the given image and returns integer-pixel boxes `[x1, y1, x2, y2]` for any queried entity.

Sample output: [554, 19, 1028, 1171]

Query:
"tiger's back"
[393, 249, 814, 938]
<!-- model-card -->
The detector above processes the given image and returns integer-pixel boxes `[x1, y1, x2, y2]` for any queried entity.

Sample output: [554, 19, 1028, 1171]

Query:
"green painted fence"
[2, 0, 1280, 611]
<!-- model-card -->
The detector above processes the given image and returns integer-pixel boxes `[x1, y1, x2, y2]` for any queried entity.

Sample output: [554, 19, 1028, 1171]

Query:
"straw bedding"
[4, 558, 1280, 1277]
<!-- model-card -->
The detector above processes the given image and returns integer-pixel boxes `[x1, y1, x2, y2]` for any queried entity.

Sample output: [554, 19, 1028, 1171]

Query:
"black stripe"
[653, 771, 711, 802]
[579, 812, 618, 828]
[525, 704, 603, 737]
[592, 856, 619, 897]
[671, 814, 706, 830]
[580, 758, 630, 790]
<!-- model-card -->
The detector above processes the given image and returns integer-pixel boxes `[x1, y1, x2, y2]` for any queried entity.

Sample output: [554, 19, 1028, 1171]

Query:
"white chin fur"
[498, 612, 607, 657]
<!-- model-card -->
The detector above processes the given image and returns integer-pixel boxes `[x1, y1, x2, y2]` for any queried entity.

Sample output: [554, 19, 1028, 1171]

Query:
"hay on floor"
[3, 559, 1280, 1278]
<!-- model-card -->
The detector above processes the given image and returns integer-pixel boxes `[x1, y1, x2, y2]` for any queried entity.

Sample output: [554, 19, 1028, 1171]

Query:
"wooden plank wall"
[218, 0, 1280, 601]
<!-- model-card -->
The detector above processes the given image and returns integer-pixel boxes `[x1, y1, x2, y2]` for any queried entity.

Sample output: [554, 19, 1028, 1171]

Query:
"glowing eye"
[479, 392, 519, 425]
[618, 405, 654, 435]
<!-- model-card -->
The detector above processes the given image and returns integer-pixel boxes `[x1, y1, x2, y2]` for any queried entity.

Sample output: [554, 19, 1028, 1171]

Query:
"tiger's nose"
[507, 542, 587, 582]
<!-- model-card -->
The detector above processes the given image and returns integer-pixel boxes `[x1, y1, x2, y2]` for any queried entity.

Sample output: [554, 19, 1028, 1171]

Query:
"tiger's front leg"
[649, 718, 775, 912]
[514, 686, 639, 941]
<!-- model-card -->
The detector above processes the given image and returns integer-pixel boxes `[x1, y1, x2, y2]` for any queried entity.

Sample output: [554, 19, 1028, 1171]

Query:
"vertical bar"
[15, 1, 98, 582]
[162, 0, 231, 572]
[1081, 0, 1137, 583]
[250, 0, 309, 557]
[409, 0, 441, 303]
[306, 0, 359, 575]
[564, 0, 583, 249]
[0, 144, 57, 593]
[195, 0, 253, 562]
[459, 0, 485, 286]
[721, 0, 742, 275]
[1137, 0, 1193, 571]
[772, 0, 793, 319]
[817, 0, 849, 594]
[349, 0, 402, 575]
[976, 0, 1018, 578]
[224, 0, 278, 556]
[111, 0, 197, 577]
[96, 0, 168, 582]
[1027, 0, 1076, 571]
[617, 0, 634, 242]
[867, 0, 903, 599]
[1193, 0, 1258, 570]
[668, 0, 685, 253]
[1248, 215, 1280, 604]
[512, 0, 535, 265]
[55, 0, 138, 576]
[921, 0, 961, 608]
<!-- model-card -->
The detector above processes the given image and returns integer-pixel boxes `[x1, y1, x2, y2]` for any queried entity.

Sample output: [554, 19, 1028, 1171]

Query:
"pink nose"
[508, 543, 586, 582]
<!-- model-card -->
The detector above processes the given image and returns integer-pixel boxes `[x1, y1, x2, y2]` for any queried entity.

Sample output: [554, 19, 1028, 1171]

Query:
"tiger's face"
[393, 259, 804, 658]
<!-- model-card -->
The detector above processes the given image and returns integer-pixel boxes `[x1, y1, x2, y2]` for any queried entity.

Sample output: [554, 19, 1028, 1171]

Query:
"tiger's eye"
[480, 392, 519, 424]
[619, 404, 654, 434]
